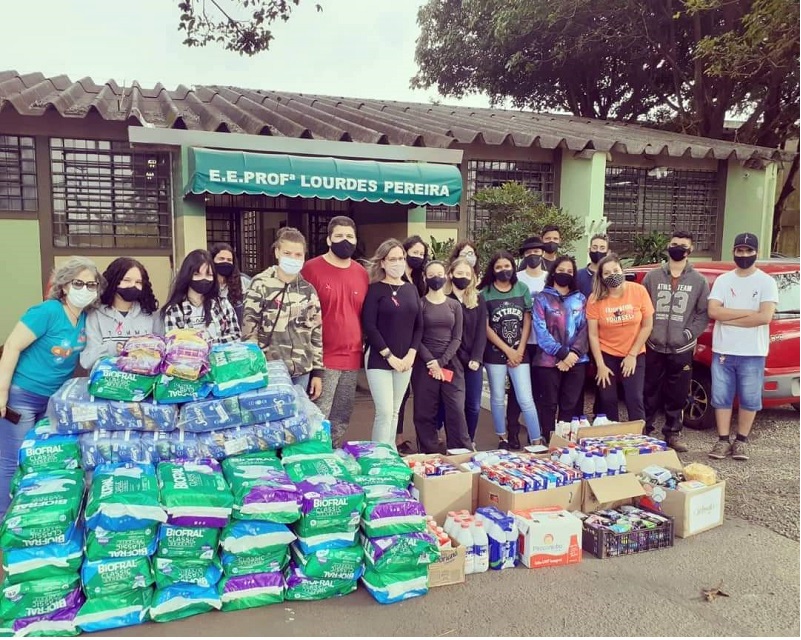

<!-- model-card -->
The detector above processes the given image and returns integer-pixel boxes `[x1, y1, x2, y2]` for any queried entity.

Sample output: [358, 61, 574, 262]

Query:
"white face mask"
[279, 256, 304, 276]
[384, 262, 406, 279]
[463, 254, 477, 268]
[67, 286, 97, 309]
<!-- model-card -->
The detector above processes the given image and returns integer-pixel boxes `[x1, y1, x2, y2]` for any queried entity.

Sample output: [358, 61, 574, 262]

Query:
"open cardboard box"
[427, 533, 466, 588]
[550, 420, 645, 450]
[444, 452, 479, 513]
[406, 454, 473, 523]
[512, 507, 583, 569]
[627, 449, 726, 538]
[581, 473, 646, 512]
[479, 476, 583, 513]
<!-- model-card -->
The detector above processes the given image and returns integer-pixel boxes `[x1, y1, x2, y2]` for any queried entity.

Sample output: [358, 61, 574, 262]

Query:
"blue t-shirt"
[12, 300, 87, 397]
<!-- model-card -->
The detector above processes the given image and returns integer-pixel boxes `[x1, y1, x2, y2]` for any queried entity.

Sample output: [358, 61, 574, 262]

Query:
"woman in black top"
[447, 257, 488, 445]
[362, 239, 423, 448]
[412, 260, 472, 454]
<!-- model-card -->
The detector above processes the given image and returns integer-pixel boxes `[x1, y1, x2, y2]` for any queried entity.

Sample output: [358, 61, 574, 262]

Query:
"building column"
[559, 150, 608, 258]
[722, 161, 778, 258]
[174, 146, 208, 263]
[407, 206, 459, 258]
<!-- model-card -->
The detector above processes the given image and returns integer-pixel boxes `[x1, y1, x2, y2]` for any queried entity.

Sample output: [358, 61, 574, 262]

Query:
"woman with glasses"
[162, 249, 241, 344]
[0, 257, 104, 519]
[448, 240, 480, 276]
[80, 257, 161, 370]
[362, 239, 423, 447]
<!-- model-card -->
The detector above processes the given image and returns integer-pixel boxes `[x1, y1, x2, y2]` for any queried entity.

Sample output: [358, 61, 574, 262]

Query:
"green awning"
[185, 148, 462, 207]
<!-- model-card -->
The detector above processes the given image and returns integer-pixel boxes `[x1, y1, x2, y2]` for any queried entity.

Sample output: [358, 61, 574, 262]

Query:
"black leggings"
[595, 353, 645, 422]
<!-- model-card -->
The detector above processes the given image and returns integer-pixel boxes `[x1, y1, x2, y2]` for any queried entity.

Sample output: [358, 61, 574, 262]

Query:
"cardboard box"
[513, 507, 582, 569]
[478, 476, 583, 513]
[581, 473, 646, 513]
[550, 419, 645, 450]
[444, 452, 479, 513]
[406, 454, 473, 523]
[627, 449, 726, 538]
[427, 535, 466, 588]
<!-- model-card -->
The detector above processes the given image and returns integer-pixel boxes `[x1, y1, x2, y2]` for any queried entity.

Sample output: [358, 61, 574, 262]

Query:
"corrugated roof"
[0, 70, 790, 162]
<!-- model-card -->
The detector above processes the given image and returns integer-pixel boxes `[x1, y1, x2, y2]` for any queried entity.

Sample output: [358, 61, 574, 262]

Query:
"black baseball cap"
[519, 236, 544, 254]
[733, 233, 758, 251]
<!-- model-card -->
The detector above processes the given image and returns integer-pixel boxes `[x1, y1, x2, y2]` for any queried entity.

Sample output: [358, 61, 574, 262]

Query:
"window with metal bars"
[604, 166, 720, 253]
[50, 138, 172, 249]
[0, 135, 37, 211]
[426, 204, 460, 223]
[467, 160, 555, 233]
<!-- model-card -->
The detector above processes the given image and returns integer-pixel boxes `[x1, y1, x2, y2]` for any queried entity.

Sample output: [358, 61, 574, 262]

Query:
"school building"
[0, 69, 793, 339]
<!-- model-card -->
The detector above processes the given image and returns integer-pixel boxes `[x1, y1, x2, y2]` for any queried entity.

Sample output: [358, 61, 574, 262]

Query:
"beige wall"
[0, 219, 43, 341]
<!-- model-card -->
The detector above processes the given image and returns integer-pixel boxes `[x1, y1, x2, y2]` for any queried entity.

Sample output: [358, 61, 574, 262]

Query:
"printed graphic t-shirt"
[481, 281, 533, 365]
[13, 299, 87, 396]
[586, 282, 654, 357]
[516, 270, 547, 344]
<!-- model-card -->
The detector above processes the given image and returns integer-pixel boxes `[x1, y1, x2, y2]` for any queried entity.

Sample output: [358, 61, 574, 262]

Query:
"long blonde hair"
[591, 253, 624, 302]
[367, 238, 405, 284]
[447, 257, 479, 309]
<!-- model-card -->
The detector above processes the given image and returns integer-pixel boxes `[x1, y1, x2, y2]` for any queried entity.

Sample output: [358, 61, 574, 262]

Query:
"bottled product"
[568, 443, 579, 465]
[569, 417, 581, 440]
[606, 448, 620, 475]
[444, 512, 457, 537]
[579, 450, 596, 480]
[558, 448, 573, 468]
[456, 524, 475, 575]
[592, 414, 610, 426]
[579, 415, 591, 430]
[471, 521, 489, 573]
[594, 451, 607, 478]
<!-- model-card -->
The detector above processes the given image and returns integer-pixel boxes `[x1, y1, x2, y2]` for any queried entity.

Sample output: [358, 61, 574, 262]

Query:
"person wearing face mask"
[642, 231, 709, 452]
[242, 228, 323, 399]
[402, 235, 430, 297]
[706, 233, 778, 462]
[531, 256, 589, 441]
[541, 225, 562, 272]
[587, 254, 654, 422]
[211, 243, 251, 325]
[577, 234, 610, 298]
[479, 251, 542, 449]
[448, 240, 480, 276]
[447, 258, 487, 447]
[81, 257, 161, 370]
[361, 239, 423, 448]
[162, 249, 241, 344]
[301, 216, 369, 447]
[411, 260, 472, 453]
[0, 257, 104, 519]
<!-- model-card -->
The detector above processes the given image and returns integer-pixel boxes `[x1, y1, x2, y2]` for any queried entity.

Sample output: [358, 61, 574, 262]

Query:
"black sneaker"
[396, 441, 414, 456]
[498, 439, 511, 451]
[508, 434, 521, 450]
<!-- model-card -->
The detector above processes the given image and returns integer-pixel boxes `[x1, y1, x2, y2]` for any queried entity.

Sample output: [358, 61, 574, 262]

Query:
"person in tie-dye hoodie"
[531, 256, 589, 441]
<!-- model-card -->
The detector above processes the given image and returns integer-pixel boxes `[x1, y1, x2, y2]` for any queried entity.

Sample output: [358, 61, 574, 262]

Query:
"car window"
[773, 272, 800, 314]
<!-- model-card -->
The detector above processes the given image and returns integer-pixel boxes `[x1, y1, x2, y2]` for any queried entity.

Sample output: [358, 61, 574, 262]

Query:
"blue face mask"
[279, 256, 304, 276]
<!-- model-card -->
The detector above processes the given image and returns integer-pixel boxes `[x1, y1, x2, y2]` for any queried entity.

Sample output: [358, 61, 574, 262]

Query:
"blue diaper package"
[79, 430, 151, 470]
[177, 397, 242, 433]
[2, 523, 84, 585]
[238, 362, 297, 425]
[96, 400, 178, 432]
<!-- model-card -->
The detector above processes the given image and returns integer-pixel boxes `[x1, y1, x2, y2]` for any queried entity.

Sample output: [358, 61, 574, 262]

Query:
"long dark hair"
[448, 240, 479, 275]
[402, 235, 430, 297]
[210, 242, 244, 307]
[478, 250, 518, 290]
[162, 249, 218, 326]
[545, 255, 578, 292]
[100, 257, 159, 313]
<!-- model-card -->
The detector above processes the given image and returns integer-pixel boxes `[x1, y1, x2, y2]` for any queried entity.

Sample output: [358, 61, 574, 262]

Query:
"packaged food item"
[149, 584, 221, 623]
[177, 396, 242, 433]
[88, 357, 157, 401]
[153, 557, 222, 589]
[157, 460, 234, 528]
[153, 374, 213, 404]
[360, 567, 428, 604]
[283, 561, 357, 601]
[2, 523, 84, 585]
[84, 462, 166, 532]
[161, 329, 210, 381]
[209, 342, 269, 398]
[683, 463, 718, 486]
[75, 588, 152, 633]
[117, 334, 166, 375]
[84, 526, 158, 561]
[156, 525, 220, 561]
[218, 572, 285, 611]
[18, 429, 81, 473]
[81, 556, 154, 596]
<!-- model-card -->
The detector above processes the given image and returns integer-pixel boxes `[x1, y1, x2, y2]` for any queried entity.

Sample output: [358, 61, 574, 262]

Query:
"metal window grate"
[467, 160, 555, 233]
[50, 138, 172, 249]
[206, 209, 241, 253]
[604, 166, 720, 253]
[241, 210, 260, 276]
[0, 135, 37, 211]
[426, 204, 460, 222]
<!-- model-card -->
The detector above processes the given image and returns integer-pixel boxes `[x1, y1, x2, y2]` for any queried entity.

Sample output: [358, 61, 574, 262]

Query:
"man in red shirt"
[301, 216, 369, 446]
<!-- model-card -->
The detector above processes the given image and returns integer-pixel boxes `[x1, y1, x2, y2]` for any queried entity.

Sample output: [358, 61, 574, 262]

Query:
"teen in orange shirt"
[587, 254, 654, 421]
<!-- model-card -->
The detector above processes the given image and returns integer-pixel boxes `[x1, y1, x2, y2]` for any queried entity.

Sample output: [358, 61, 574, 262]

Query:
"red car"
[626, 259, 800, 430]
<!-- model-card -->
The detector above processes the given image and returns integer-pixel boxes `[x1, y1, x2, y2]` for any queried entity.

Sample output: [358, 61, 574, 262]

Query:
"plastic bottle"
[579, 450, 596, 480]
[471, 521, 489, 573]
[567, 442, 580, 466]
[594, 451, 608, 477]
[616, 448, 627, 474]
[444, 512, 457, 537]
[579, 415, 591, 430]
[457, 524, 476, 575]
[592, 414, 609, 426]
[606, 448, 620, 476]
[559, 448, 573, 468]
[569, 417, 581, 441]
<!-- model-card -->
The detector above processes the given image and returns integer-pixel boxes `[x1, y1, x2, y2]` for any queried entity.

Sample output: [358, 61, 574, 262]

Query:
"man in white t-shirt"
[707, 233, 778, 461]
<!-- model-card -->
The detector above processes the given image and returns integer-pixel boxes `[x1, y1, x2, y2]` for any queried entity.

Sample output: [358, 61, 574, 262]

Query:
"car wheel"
[683, 368, 716, 430]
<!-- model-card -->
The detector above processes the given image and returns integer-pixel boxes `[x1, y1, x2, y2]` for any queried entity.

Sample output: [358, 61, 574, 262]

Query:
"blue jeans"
[711, 353, 765, 412]
[0, 385, 49, 519]
[464, 365, 484, 441]
[485, 363, 541, 441]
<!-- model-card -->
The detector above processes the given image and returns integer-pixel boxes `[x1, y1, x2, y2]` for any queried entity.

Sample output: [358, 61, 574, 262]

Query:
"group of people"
[0, 214, 778, 518]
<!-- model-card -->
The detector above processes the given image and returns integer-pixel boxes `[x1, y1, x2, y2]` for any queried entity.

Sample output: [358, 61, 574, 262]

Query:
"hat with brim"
[519, 236, 544, 254]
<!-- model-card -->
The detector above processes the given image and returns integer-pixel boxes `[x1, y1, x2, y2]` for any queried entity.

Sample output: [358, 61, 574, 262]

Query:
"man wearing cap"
[707, 233, 778, 461]
[505, 236, 548, 448]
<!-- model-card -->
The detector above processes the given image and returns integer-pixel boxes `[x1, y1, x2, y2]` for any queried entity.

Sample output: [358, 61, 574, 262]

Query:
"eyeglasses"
[460, 251, 476, 257]
[384, 257, 406, 264]
[71, 279, 99, 291]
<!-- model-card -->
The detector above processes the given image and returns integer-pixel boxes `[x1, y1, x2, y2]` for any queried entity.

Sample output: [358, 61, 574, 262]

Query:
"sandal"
[396, 440, 415, 456]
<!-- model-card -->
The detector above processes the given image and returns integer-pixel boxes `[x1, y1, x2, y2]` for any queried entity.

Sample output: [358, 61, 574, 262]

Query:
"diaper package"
[18, 430, 81, 474]
[218, 572, 285, 612]
[149, 584, 221, 623]
[283, 453, 356, 484]
[209, 342, 268, 398]
[361, 489, 426, 538]
[47, 377, 108, 433]
[0, 581, 84, 637]
[280, 394, 331, 456]
[88, 357, 157, 402]
[361, 567, 429, 605]
[75, 588, 152, 633]
[161, 329, 210, 381]
[2, 523, 84, 585]
[156, 525, 220, 561]
[117, 334, 166, 376]
[81, 556, 154, 596]
[295, 478, 364, 536]
[84, 526, 158, 562]
[84, 463, 166, 532]
[225, 462, 301, 523]
[220, 546, 289, 577]
[361, 532, 440, 573]
[96, 399, 178, 433]
[157, 460, 233, 528]
[219, 521, 295, 556]
[284, 561, 357, 601]
[290, 543, 364, 581]
[1, 575, 81, 622]
[141, 431, 202, 464]
[238, 362, 297, 425]
[153, 374, 213, 405]
[153, 557, 222, 589]
[177, 396, 242, 433]
[79, 430, 151, 470]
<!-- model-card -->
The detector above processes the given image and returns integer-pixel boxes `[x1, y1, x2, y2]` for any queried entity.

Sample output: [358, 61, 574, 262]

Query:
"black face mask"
[406, 256, 425, 271]
[734, 254, 757, 270]
[426, 276, 447, 291]
[215, 262, 235, 277]
[495, 269, 514, 283]
[330, 239, 356, 260]
[589, 251, 607, 265]
[603, 273, 625, 289]
[667, 246, 690, 262]
[524, 255, 542, 270]
[542, 242, 559, 254]
[117, 286, 142, 303]
[451, 276, 471, 291]
[553, 272, 574, 288]
[190, 279, 214, 296]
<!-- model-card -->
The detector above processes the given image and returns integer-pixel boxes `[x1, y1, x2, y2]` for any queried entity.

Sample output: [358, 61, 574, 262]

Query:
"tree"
[177, 0, 322, 55]
[412, 0, 799, 148]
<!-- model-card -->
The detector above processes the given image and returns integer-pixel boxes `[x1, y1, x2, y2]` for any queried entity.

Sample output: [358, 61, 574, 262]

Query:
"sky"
[0, 0, 495, 108]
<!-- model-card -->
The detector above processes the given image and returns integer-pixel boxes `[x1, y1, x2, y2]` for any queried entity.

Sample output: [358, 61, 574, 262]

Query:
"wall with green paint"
[722, 161, 777, 258]
[0, 220, 43, 342]
[559, 151, 608, 257]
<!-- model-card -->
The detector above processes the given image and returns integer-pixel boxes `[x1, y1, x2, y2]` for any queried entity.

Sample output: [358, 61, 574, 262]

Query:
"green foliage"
[429, 236, 455, 260]
[629, 231, 670, 266]
[471, 182, 582, 268]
